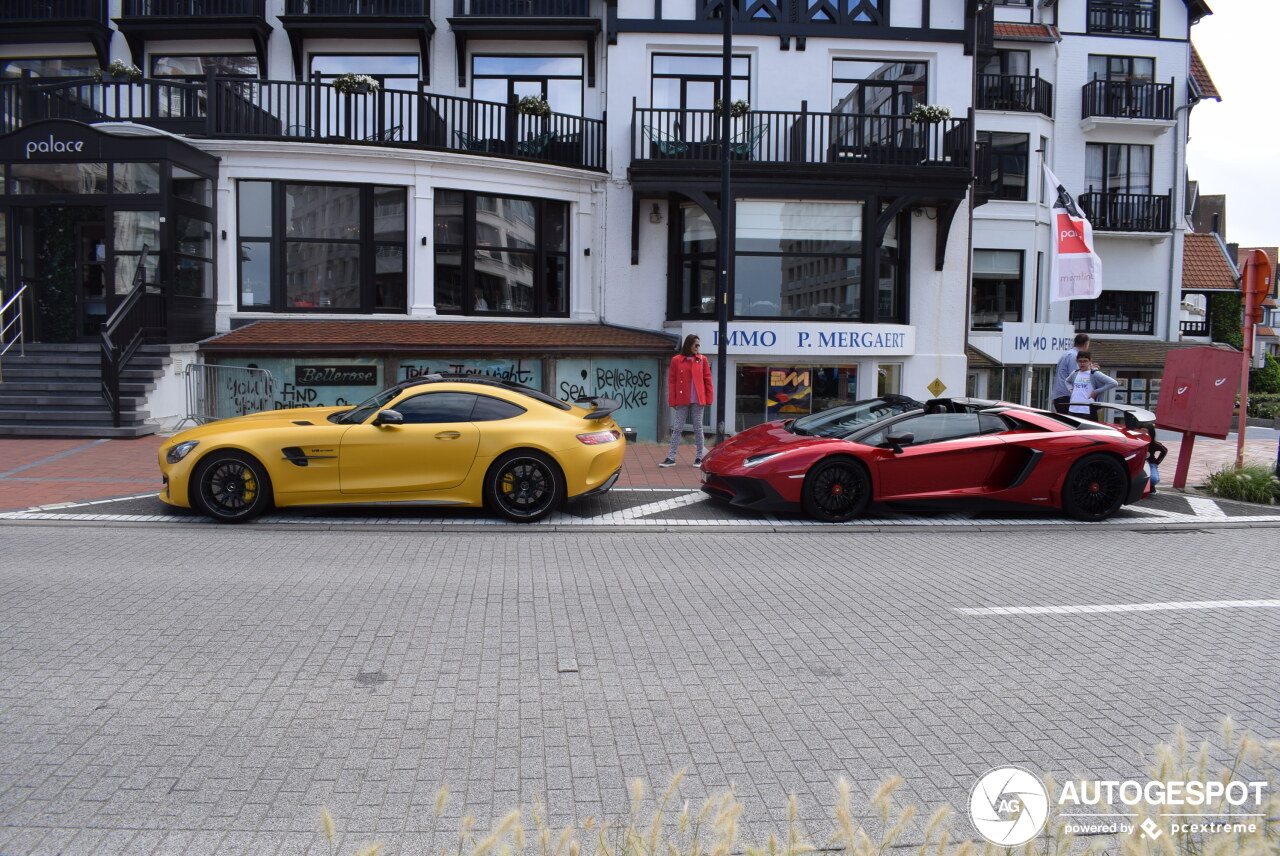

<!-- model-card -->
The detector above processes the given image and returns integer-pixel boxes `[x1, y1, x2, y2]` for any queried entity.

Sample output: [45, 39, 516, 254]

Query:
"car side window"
[978, 413, 1012, 434]
[471, 395, 526, 422]
[862, 413, 983, 447]
[390, 392, 476, 424]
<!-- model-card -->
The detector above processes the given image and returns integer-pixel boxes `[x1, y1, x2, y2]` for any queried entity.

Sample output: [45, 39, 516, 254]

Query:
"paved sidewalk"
[1, 432, 1277, 513]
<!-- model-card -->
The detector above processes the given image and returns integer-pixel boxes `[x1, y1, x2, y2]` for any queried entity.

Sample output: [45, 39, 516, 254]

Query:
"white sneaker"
[658, 458, 676, 468]
[693, 457, 703, 468]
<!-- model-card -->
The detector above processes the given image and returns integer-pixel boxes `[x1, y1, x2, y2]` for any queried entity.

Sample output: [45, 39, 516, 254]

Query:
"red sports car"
[699, 398, 1156, 522]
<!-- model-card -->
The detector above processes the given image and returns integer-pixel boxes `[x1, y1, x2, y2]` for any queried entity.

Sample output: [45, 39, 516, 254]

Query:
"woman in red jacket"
[661, 334, 715, 467]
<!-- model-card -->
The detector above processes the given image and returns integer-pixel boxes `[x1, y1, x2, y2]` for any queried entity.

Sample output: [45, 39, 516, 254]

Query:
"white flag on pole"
[1044, 165, 1102, 302]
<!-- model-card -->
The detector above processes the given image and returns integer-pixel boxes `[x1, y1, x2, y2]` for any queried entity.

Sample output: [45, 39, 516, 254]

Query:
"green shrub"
[1248, 393, 1280, 420]
[1252, 354, 1280, 395]
[1203, 463, 1280, 504]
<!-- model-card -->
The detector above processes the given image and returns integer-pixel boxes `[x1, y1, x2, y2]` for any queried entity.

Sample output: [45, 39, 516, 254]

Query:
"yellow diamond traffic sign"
[927, 378, 946, 397]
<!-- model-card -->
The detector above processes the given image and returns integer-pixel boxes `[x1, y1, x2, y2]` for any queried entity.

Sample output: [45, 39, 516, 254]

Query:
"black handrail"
[1080, 78, 1174, 120]
[100, 246, 165, 427]
[977, 73, 1053, 117]
[1078, 191, 1172, 232]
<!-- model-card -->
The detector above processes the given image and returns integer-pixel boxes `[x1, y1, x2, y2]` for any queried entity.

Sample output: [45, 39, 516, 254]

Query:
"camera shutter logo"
[969, 767, 1049, 846]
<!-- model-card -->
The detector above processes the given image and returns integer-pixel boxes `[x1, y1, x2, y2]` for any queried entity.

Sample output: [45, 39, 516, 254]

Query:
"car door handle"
[434, 431, 462, 439]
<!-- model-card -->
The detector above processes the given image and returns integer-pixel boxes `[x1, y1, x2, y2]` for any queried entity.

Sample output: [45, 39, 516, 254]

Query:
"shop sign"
[681, 322, 914, 356]
[294, 365, 378, 386]
[2, 122, 101, 160]
[1000, 323, 1077, 365]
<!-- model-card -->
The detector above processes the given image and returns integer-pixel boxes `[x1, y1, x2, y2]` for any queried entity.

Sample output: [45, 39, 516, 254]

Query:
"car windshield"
[328, 387, 403, 425]
[790, 397, 918, 438]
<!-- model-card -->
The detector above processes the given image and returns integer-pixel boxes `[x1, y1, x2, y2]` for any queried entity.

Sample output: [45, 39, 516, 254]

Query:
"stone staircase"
[0, 343, 171, 438]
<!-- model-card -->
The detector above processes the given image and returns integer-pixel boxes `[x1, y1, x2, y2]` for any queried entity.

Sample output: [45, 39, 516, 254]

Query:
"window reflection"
[11, 163, 108, 195]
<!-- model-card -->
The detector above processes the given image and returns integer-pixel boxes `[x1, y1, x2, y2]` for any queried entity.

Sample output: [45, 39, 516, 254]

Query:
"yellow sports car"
[158, 375, 626, 523]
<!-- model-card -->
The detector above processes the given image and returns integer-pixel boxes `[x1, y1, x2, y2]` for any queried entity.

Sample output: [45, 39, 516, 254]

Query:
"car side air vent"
[281, 447, 309, 467]
[292, 420, 313, 425]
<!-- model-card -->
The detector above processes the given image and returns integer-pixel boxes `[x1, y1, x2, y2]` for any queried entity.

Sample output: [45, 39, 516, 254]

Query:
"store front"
[0, 120, 219, 344]
[682, 320, 915, 431]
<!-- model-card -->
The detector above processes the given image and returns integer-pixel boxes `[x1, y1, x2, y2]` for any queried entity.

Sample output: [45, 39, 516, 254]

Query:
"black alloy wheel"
[485, 451, 564, 522]
[190, 451, 273, 523]
[1062, 453, 1127, 521]
[801, 457, 872, 523]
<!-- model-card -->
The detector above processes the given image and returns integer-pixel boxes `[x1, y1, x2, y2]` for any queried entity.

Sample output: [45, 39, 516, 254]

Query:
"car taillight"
[577, 429, 619, 445]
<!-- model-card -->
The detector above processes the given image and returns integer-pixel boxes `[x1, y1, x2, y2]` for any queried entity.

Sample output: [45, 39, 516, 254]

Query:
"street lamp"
[714, 0, 732, 444]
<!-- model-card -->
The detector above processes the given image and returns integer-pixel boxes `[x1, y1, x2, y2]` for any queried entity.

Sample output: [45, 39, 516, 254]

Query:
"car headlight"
[166, 440, 200, 464]
[743, 451, 785, 468]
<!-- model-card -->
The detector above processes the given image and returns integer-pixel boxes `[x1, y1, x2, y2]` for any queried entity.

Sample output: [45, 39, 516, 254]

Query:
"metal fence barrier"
[178, 363, 275, 428]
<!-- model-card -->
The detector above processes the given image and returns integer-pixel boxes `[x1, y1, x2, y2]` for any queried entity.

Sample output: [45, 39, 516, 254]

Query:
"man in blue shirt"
[1052, 333, 1090, 413]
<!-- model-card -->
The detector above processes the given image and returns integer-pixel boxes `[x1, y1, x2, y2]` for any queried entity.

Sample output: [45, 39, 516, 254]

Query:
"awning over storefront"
[199, 320, 679, 356]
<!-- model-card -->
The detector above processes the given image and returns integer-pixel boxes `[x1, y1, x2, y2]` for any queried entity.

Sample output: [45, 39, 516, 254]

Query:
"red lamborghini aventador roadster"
[699, 397, 1156, 522]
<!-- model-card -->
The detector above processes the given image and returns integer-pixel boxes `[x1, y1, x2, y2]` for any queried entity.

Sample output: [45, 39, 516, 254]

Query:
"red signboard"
[1155, 347, 1240, 440]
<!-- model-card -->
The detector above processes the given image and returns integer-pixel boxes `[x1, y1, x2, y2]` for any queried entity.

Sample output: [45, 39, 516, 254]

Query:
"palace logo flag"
[1044, 165, 1102, 302]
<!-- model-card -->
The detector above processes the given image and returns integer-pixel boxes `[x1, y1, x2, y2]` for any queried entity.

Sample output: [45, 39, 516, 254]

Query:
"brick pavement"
[1, 432, 1277, 512]
[0, 525, 1275, 856]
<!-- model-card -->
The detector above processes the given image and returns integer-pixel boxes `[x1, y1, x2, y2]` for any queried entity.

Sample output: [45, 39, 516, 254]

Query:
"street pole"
[714, 0, 732, 444]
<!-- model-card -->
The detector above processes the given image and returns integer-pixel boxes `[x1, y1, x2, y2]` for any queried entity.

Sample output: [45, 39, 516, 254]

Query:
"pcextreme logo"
[969, 767, 1049, 845]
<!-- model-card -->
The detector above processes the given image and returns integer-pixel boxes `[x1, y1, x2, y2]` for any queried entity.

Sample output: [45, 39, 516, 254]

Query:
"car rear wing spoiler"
[575, 396, 623, 421]
[1093, 401, 1157, 430]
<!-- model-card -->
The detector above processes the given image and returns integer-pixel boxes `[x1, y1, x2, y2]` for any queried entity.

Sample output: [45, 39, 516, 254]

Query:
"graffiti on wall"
[555, 359, 659, 442]
[401, 359, 542, 387]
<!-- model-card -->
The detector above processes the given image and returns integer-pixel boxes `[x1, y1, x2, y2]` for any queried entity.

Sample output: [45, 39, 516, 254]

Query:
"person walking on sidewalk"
[1064, 350, 1118, 420]
[1052, 332, 1090, 413]
[660, 334, 714, 468]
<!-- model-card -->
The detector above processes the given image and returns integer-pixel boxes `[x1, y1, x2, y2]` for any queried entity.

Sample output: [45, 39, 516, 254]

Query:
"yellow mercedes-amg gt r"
[158, 375, 626, 523]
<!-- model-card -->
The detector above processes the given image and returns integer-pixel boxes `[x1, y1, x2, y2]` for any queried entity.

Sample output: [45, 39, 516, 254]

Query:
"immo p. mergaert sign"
[681, 321, 915, 356]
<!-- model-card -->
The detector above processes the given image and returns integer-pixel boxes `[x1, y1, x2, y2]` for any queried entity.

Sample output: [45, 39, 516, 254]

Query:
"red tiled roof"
[1182, 232, 1239, 291]
[993, 22, 1060, 42]
[1190, 45, 1222, 101]
[200, 320, 679, 354]
[1258, 327, 1276, 337]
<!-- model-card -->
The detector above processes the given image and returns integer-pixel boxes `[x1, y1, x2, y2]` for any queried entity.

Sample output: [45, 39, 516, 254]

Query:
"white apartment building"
[0, 0, 1230, 438]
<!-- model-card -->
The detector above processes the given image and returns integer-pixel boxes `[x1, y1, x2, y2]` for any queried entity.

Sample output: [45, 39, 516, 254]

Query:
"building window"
[152, 55, 259, 79]
[1070, 291, 1156, 335]
[433, 190, 569, 317]
[1087, 55, 1154, 82]
[1086, 143, 1152, 194]
[735, 199, 864, 320]
[1087, 0, 1158, 36]
[977, 131, 1029, 201]
[971, 250, 1023, 330]
[831, 59, 925, 115]
[651, 54, 749, 142]
[237, 180, 407, 313]
[734, 364, 858, 432]
[473, 56, 583, 115]
[1, 57, 97, 78]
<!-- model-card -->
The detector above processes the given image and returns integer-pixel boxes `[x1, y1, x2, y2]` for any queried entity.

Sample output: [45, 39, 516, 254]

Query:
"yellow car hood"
[166, 407, 349, 442]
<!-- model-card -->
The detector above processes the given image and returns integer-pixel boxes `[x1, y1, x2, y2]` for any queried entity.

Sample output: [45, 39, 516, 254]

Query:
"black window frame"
[970, 249, 1023, 331]
[472, 54, 584, 116]
[1069, 290, 1156, 335]
[236, 179, 408, 314]
[433, 189, 570, 318]
[976, 131, 1029, 201]
[1085, 142, 1153, 194]
[831, 58, 926, 115]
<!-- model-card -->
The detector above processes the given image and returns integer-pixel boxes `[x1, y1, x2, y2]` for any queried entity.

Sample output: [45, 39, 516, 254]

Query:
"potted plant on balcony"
[516, 95, 552, 118]
[714, 99, 751, 117]
[333, 73, 380, 95]
[909, 104, 951, 124]
[94, 60, 142, 83]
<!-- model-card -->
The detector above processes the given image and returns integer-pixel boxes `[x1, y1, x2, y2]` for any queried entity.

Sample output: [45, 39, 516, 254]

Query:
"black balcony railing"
[453, 0, 589, 14]
[977, 73, 1053, 117]
[1081, 79, 1174, 120]
[1087, 0, 1157, 35]
[0, 76, 606, 170]
[632, 107, 970, 170]
[120, 0, 264, 15]
[1079, 191, 1171, 232]
[283, 0, 426, 12]
[1070, 291, 1155, 335]
[0, 0, 104, 20]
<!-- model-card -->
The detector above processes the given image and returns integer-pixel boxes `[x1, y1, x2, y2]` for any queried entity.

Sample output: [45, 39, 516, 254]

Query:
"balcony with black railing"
[283, 0, 426, 11]
[977, 73, 1053, 117]
[1087, 0, 1157, 35]
[2, 0, 111, 65]
[1079, 191, 1171, 233]
[0, 75, 607, 171]
[1081, 79, 1174, 121]
[119, 0, 264, 14]
[114, 0, 271, 82]
[447, 0, 600, 86]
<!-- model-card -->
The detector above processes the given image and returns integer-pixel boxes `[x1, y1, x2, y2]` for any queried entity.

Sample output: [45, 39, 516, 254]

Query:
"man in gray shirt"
[1052, 332, 1090, 412]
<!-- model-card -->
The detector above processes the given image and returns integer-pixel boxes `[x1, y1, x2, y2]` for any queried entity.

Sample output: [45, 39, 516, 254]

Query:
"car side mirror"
[885, 431, 914, 453]
[373, 409, 404, 426]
